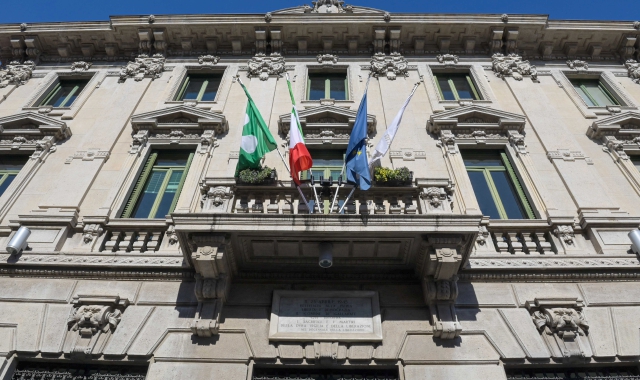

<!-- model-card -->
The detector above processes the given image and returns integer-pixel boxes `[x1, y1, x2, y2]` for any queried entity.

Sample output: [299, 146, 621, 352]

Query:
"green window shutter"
[167, 152, 195, 214]
[121, 152, 158, 218]
[176, 76, 191, 101]
[500, 152, 535, 219]
[467, 75, 481, 100]
[40, 83, 62, 106]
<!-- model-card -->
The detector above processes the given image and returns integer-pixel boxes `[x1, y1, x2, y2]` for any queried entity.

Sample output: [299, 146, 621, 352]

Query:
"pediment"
[588, 112, 640, 139]
[428, 105, 526, 134]
[130, 105, 228, 135]
[278, 105, 376, 136]
[0, 112, 70, 140]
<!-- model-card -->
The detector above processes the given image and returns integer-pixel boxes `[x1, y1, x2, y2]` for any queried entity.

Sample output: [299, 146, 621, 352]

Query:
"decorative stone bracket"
[189, 234, 233, 337]
[64, 295, 129, 357]
[525, 298, 590, 362]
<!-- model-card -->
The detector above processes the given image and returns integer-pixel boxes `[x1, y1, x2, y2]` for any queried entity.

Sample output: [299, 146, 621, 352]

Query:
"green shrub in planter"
[237, 166, 276, 184]
[373, 166, 412, 186]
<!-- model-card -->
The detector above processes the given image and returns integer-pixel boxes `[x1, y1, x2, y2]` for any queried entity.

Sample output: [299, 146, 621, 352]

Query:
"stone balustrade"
[97, 219, 171, 253]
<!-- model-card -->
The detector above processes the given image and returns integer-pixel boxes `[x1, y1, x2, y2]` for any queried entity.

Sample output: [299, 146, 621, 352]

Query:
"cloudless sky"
[0, 0, 637, 24]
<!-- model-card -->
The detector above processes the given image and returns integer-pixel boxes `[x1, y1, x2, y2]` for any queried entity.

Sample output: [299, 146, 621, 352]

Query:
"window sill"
[165, 100, 219, 109]
[22, 106, 71, 117]
[587, 105, 637, 115]
[438, 99, 491, 110]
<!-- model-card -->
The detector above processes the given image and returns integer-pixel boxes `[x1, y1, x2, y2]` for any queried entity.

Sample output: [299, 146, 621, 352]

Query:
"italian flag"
[286, 74, 313, 185]
[235, 80, 277, 176]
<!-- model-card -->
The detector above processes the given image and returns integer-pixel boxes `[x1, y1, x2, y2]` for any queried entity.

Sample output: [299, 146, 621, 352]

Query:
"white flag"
[369, 83, 420, 169]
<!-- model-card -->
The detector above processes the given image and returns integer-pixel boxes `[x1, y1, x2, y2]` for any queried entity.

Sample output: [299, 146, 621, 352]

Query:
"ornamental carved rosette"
[0, 60, 35, 88]
[247, 53, 286, 81]
[491, 53, 537, 81]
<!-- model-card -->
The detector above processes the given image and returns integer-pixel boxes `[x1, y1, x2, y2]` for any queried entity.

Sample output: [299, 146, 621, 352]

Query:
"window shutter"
[176, 76, 191, 101]
[121, 152, 158, 218]
[500, 152, 535, 219]
[166, 152, 195, 214]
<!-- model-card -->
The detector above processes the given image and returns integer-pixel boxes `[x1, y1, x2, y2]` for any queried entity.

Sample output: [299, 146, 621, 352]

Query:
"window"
[40, 79, 89, 108]
[631, 156, 640, 172]
[506, 366, 640, 380]
[571, 78, 620, 107]
[307, 73, 348, 100]
[253, 367, 399, 380]
[0, 155, 28, 197]
[11, 362, 148, 380]
[303, 150, 344, 182]
[434, 72, 481, 101]
[175, 73, 222, 102]
[121, 150, 194, 219]
[462, 149, 534, 220]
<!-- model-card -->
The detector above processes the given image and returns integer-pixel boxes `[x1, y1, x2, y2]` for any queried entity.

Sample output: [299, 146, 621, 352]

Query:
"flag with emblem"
[345, 79, 371, 190]
[235, 80, 277, 176]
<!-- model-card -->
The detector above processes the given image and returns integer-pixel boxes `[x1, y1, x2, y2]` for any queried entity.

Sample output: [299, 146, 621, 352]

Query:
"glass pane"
[200, 76, 222, 101]
[155, 151, 192, 166]
[437, 76, 456, 100]
[467, 171, 501, 219]
[0, 174, 16, 196]
[462, 150, 503, 167]
[308, 75, 326, 100]
[182, 77, 205, 100]
[0, 155, 28, 171]
[583, 81, 618, 107]
[180, 74, 222, 101]
[153, 170, 184, 218]
[450, 75, 475, 99]
[572, 80, 596, 106]
[44, 80, 88, 107]
[631, 156, 640, 172]
[132, 170, 166, 218]
[491, 171, 526, 219]
[328, 75, 347, 100]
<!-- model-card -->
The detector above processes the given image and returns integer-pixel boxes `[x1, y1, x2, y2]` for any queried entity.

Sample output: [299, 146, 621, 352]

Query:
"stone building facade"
[1, 3, 640, 379]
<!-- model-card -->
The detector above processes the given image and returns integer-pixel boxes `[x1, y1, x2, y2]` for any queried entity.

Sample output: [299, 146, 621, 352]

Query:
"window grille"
[252, 368, 399, 380]
[11, 363, 147, 380]
[506, 366, 640, 380]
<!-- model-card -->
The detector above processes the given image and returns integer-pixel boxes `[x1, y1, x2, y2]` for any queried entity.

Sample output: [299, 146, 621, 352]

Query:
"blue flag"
[345, 83, 371, 190]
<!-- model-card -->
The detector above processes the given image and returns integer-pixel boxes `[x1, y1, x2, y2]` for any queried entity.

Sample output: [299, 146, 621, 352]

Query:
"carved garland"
[119, 54, 165, 82]
[491, 53, 537, 81]
[0, 61, 36, 88]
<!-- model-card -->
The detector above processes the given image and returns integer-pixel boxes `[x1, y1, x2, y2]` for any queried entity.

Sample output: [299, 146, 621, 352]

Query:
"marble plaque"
[269, 290, 382, 341]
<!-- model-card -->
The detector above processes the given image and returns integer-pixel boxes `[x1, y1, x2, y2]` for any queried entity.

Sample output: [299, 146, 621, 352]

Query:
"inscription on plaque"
[278, 297, 374, 334]
[269, 291, 382, 341]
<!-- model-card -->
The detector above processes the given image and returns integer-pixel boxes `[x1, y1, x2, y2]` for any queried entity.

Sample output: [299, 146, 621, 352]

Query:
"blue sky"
[0, 0, 637, 23]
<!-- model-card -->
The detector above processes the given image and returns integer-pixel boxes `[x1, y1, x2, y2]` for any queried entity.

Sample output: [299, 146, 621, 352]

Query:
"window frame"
[23, 71, 101, 119]
[433, 72, 482, 101]
[39, 79, 89, 108]
[174, 73, 223, 102]
[301, 65, 353, 104]
[121, 149, 195, 219]
[301, 150, 345, 182]
[463, 150, 535, 220]
[570, 78, 620, 107]
[166, 65, 228, 105]
[306, 72, 349, 101]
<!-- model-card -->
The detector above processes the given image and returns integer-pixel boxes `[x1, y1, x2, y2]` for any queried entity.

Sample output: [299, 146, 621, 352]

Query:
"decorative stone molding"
[566, 60, 588, 71]
[383, 12, 391, 22]
[477, 225, 490, 246]
[436, 54, 458, 65]
[418, 183, 454, 213]
[198, 55, 220, 66]
[423, 276, 461, 339]
[65, 149, 110, 164]
[526, 298, 590, 362]
[317, 54, 339, 64]
[70, 61, 92, 72]
[626, 60, 640, 84]
[0, 112, 71, 158]
[554, 225, 575, 246]
[82, 223, 104, 244]
[491, 53, 537, 81]
[247, 53, 285, 81]
[119, 54, 165, 82]
[201, 183, 235, 213]
[370, 52, 408, 80]
[547, 149, 593, 165]
[65, 295, 129, 357]
[305, 0, 353, 13]
[0, 60, 35, 88]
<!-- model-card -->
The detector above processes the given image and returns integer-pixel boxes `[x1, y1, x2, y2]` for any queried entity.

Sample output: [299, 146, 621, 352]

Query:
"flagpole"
[329, 162, 346, 213]
[235, 75, 313, 213]
[308, 169, 323, 214]
[338, 186, 357, 214]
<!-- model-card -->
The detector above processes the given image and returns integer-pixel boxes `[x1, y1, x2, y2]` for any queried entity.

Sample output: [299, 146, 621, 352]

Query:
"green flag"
[235, 81, 277, 175]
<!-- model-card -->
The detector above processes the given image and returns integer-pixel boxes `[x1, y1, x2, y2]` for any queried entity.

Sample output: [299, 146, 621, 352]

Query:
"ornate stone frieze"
[370, 52, 408, 80]
[467, 257, 640, 269]
[247, 53, 286, 81]
[305, 0, 353, 13]
[65, 295, 129, 357]
[119, 54, 165, 82]
[566, 60, 588, 71]
[436, 54, 459, 65]
[317, 54, 339, 64]
[198, 55, 220, 65]
[526, 298, 590, 362]
[70, 61, 92, 72]
[0, 60, 35, 88]
[626, 60, 640, 84]
[491, 53, 537, 81]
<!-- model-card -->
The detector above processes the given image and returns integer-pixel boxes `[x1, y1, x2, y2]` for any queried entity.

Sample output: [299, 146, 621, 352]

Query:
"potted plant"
[373, 166, 413, 187]
[236, 166, 277, 185]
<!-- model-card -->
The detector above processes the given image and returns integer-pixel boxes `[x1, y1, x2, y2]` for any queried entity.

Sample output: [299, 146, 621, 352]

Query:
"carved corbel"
[200, 183, 234, 213]
[129, 130, 149, 154]
[64, 295, 129, 357]
[423, 276, 461, 339]
[626, 60, 640, 84]
[525, 298, 590, 362]
[189, 234, 233, 337]
[508, 130, 527, 155]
